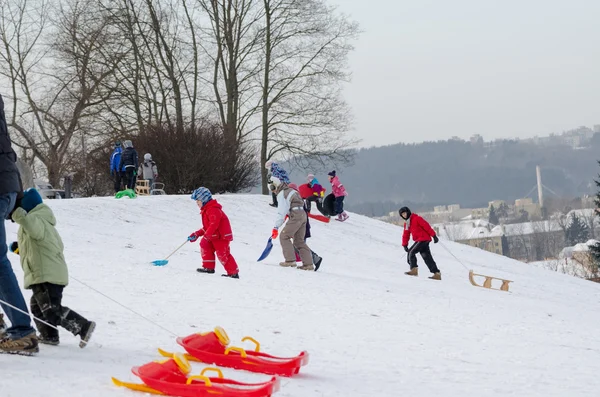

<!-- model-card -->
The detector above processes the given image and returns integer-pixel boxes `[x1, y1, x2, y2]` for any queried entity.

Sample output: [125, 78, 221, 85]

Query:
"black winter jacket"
[119, 147, 138, 170]
[0, 94, 21, 196]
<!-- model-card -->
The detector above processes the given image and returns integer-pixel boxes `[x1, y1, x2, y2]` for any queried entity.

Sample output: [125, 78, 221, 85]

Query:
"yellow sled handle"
[186, 375, 212, 387]
[201, 367, 224, 378]
[241, 336, 261, 352]
[224, 346, 247, 358]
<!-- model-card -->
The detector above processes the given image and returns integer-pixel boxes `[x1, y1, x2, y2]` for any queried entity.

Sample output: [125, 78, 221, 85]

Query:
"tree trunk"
[260, 0, 272, 195]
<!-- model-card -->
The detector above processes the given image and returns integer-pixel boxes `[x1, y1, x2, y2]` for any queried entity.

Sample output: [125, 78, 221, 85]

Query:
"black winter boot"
[221, 273, 239, 279]
[38, 334, 60, 346]
[78, 321, 96, 348]
[197, 268, 215, 274]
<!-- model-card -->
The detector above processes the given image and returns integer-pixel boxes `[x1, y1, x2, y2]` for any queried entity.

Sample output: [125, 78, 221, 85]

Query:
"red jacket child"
[402, 212, 437, 247]
[399, 206, 441, 279]
[188, 187, 239, 278]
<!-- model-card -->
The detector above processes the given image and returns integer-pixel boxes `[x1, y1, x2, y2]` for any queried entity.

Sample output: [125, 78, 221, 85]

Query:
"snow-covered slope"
[2, 194, 600, 397]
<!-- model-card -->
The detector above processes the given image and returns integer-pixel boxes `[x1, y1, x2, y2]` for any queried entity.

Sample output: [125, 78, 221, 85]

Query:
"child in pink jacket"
[328, 171, 349, 221]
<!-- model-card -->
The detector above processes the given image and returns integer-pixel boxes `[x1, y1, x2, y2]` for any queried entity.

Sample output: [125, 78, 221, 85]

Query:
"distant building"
[435, 219, 565, 261]
[514, 198, 540, 217]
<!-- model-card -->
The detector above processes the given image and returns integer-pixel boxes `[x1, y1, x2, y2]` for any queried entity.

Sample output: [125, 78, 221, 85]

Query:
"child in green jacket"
[11, 188, 95, 347]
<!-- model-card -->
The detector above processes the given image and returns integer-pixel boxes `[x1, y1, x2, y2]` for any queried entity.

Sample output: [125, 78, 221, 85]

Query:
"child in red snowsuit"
[399, 206, 441, 280]
[188, 187, 239, 279]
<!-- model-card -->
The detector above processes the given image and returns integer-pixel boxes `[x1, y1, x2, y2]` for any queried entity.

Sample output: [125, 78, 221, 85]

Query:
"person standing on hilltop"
[400, 206, 441, 280]
[119, 140, 139, 190]
[265, 160, 290, 208]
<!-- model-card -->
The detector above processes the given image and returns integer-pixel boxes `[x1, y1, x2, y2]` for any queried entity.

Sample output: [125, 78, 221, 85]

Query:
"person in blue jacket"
[110, 141, 125, 192]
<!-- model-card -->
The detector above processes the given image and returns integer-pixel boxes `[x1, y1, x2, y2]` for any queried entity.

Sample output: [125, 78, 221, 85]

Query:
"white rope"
[1, 278, 178, 340]
[0, 296, 59, 332]
[70, 276, 178, 337]
[439, 241, 471, 271]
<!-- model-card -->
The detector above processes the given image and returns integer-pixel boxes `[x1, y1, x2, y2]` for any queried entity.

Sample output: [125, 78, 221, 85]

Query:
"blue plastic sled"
[257, 238, 274, 262]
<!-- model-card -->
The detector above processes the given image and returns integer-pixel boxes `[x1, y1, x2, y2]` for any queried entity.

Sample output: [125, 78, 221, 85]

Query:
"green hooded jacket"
[11, 204, 69, 289]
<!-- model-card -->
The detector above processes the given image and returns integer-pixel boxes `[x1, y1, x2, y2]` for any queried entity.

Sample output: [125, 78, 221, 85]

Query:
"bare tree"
[100, 0, 204, 136]
[0, 0, 123, 185]
[442, 223, 467, 242]
[258, 0, 359, 193]
[530, 220, 563, 260]
[197, 0, 264, 143]
[506, 223, 531, 261]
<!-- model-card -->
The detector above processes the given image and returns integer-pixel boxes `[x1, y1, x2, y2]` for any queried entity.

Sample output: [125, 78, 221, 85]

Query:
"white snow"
[2, 194, 600, 397]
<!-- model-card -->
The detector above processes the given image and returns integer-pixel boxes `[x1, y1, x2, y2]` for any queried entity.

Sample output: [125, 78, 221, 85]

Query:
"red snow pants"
[200, 238, 239, 275]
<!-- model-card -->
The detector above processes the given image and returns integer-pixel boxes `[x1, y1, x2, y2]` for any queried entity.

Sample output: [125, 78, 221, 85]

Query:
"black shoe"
[222, 273, 239, 279]
[269, 203, 278, 208]
[197, 268, 216, 274]
[79, 321, 96, 348]
[314, 256, 322, 271]
[38, 335, 60, 346]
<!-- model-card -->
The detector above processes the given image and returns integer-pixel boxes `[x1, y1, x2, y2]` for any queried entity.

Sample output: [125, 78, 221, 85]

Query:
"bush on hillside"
[135, 122, 259, 194]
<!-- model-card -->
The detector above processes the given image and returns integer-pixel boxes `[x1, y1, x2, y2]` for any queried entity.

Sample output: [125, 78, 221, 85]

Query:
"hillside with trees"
[287, 134, 600, 216]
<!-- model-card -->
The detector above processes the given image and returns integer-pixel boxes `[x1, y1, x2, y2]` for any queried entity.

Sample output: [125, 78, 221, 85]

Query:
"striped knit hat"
[191, 187, 212, 205]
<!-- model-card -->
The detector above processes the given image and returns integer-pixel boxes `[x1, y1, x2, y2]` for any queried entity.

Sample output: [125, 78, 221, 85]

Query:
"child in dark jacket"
[11, 188, 96, 347]
[188, 187, 239, 278]
[119, 140, 139, 189]
[399, 206, 441, 280]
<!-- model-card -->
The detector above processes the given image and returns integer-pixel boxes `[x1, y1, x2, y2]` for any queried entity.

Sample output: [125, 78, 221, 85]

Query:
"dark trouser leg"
[315, 198, 327, 216]
[31, 283, 90, 337]
[420, 243, 440, 273]
[30, 284, 60, 339]
[271, 192, 278, 206]
[125, 169, 136, 189]
[113, 172, 121, 192]
[306, 196, 318, 213]
[407, 241, 424, 269]
[334, 196, 345, 215]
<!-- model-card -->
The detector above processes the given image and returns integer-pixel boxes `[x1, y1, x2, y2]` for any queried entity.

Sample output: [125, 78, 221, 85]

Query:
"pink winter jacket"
[330, 176, 347, 197]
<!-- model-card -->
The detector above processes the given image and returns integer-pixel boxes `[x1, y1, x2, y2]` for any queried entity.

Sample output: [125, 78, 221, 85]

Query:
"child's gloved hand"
[188, 233, 199, 243]
[403, 245, 409, 253]
[433, 235, 439, 244]
[9, 241, 19, 255]
[271, 228, 279, 239]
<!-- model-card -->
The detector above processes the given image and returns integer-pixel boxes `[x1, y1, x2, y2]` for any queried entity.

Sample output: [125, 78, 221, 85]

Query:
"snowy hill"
[2, 194, 600, 397]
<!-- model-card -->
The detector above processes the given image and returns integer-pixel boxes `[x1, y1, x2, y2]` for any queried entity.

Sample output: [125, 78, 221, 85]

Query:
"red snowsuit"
[402, 213, 436, 247]
[191, 200, 238, 275]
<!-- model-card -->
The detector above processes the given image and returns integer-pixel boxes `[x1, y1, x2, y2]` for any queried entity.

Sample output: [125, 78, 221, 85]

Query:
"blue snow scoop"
[257, 237, 274, 262]
[152, 240, 188, 266]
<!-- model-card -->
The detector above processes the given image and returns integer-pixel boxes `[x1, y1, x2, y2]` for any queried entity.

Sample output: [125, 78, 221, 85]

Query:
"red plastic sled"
[114, 353, 280, 397]
[160, 327, 309, 377]
[308, 213, 331, 223]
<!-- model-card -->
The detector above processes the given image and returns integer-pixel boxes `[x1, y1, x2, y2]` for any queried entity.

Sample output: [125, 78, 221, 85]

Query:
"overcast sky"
[336, 0, 600, 147]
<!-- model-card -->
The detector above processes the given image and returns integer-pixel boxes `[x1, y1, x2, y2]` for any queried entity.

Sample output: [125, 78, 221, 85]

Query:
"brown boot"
[0, 331, 39, 356]
[404, 267, 418, 276]
[279, 261, 297, 268]
[429, 272, 441, 280]
[297, 264, 314, 271]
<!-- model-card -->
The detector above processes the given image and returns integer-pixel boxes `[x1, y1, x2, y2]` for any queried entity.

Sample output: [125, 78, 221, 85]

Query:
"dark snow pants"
[305, 196, 327, 216]
[124, 168, 137, 189]
[407, 241, 440, 273]
[334, 196, 345, 215]
[30, 283, 91, 339]
[113, 171, 125, 192]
